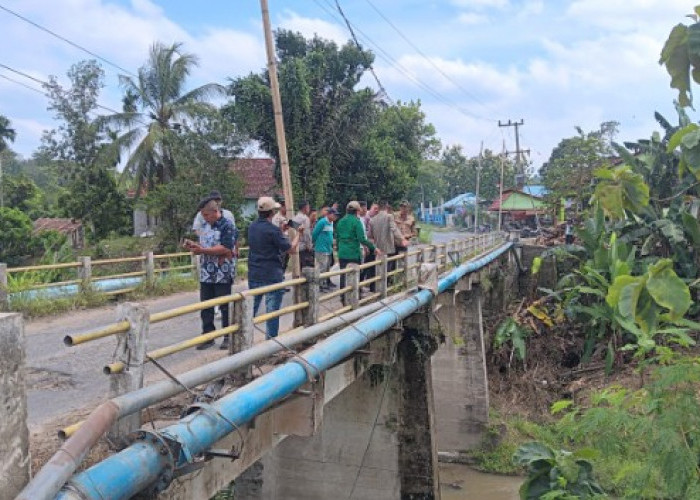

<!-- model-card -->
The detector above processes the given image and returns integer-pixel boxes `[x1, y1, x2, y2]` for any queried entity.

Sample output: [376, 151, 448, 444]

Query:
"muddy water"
[439, 463, 522, 500]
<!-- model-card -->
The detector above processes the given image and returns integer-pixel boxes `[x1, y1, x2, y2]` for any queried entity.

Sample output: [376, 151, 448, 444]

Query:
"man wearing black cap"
[193, 190, 235, 237]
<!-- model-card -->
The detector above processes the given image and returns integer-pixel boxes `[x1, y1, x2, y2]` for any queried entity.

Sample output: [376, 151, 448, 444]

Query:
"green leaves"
[513, 442, 605, 499]
[660, 23, 692, 107]
[646, 259, 691, 320]
[591, 165, 649, 219]
[494, 317, 531, 362]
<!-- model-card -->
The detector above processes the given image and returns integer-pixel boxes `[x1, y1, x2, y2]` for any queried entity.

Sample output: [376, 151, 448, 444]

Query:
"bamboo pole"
[260, 0, 300, 278]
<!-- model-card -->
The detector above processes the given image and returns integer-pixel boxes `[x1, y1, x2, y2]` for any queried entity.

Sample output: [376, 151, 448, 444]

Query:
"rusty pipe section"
[17, 402, 119, 500]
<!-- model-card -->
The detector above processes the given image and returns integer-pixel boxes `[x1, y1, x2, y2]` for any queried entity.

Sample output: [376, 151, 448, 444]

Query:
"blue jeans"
[249, 280, 285, 338]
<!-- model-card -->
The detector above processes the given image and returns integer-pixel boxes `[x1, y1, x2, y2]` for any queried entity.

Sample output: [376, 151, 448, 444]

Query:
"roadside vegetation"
[471, 8, 700, 499]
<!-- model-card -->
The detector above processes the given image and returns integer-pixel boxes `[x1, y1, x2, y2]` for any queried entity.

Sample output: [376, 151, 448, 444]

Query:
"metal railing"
[0, 247, 253, 307]
[18, 232, 514, 500]
[55, 233, 504, 440]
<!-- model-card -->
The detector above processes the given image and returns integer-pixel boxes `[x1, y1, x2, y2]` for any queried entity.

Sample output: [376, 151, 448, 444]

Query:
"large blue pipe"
[9, 273, 190, 301]
[55, 242, 513, 500]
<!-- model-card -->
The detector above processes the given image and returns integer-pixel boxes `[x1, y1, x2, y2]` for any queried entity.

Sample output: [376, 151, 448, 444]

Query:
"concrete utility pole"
[498, 140, 505, 232]
[498, 119, 530, 189]
[474, 141, 482, 230]
[260, 0, 300, 276]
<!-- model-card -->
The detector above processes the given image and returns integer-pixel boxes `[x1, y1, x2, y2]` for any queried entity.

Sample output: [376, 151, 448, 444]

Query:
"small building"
[33, 218, 85, 248]
[230, 158, 281, 217]
[130, 158, 281, 236]
[488, 187, 548, 228]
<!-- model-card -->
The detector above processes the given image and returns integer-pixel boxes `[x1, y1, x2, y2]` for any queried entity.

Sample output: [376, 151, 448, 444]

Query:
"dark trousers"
[339, 258, 361, 290]
[300, 249, 315, 268]
[200, 282, 232, 333]
[360, 250, 376, 292]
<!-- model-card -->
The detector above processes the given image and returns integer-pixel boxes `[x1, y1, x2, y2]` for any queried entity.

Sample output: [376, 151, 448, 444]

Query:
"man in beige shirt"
[369, 201, 408, 274]
[395, 200, 417, 246]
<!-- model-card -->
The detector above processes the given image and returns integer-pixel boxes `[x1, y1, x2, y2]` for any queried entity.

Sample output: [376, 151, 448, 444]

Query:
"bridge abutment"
[235, 309, 443, 499]
[0, 312, 29, 500]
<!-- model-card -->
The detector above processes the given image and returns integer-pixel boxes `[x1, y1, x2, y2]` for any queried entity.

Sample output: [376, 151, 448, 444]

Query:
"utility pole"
[474, 141, 482, 231]
[498, 140, 505, 232]
[498, 119, 530, 188]
[260, 0, 300, 276]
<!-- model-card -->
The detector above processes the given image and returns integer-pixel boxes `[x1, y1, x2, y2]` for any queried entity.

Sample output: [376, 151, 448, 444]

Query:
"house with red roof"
[131, 158, 280, 236]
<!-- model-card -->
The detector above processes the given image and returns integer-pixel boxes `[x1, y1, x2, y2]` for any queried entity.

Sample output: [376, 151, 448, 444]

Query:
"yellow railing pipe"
[104, 324, 241, 375]
[253, 302, 309, 324]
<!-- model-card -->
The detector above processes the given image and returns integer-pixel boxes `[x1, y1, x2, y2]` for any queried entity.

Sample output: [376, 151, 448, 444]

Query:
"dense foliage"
[226, 30, 439, 207]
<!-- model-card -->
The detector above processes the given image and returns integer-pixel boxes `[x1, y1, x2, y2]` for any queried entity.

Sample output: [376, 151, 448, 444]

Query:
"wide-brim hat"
[258, 196, 281, 211]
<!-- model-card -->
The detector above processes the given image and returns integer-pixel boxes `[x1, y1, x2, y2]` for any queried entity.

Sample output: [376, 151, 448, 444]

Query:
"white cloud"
[567, 0, 691, 34]
[278, 11, 349, 45]
[457, 12, 489, 25]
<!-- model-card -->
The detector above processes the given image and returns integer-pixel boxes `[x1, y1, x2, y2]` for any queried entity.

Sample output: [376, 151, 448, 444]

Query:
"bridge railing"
[56, 233, 504, 439]
[0, 247, 254, 307]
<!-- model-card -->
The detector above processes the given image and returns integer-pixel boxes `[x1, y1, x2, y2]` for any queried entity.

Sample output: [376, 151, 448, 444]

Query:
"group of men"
[184, 190, 416, 350]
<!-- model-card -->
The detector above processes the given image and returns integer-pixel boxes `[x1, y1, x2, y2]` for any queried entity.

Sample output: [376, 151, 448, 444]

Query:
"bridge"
[1, 232, 525, 500]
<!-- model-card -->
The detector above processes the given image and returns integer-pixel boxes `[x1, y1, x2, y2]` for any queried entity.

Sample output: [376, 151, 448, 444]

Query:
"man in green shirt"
[335, 201, 381, 291]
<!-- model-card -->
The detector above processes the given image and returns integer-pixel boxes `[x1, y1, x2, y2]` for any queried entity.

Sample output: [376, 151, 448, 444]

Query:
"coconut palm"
[104, 42, 225, 189]
[0, 115, 16, 152]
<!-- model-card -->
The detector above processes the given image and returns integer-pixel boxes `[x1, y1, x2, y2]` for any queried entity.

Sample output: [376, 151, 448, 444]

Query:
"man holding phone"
[248, 196, 301, 338]
[182, 198, 238, 350]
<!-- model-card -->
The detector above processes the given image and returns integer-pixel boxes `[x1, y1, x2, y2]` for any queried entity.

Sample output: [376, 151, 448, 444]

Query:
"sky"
[0, 0, 696, 174]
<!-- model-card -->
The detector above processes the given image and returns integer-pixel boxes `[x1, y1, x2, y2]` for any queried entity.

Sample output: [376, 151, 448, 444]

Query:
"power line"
[333, 0, 391, 103]
[315, 0, 495, 123]
[362, 0, 499, 118]
[0, 62, 148, 126]
[0, 72, 45, 96]
[0, 3, 138, 78]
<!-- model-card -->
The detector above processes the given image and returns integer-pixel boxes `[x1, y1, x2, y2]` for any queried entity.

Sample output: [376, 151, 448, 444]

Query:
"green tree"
[0, 115, 16, 152]
[1, 174, 45, 218]
[337, 101, 439, 205]
[40, 60, 130, 240]
[227, 31, 438, 207]
[141, 108, 245, 245]
[540, 123, 618, 212]
[442, 145, 515, 201]
[106, 42, 225, 190]
[0, 207, 33, 265]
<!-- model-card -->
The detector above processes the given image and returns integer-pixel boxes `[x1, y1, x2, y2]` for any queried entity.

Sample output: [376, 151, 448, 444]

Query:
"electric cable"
[0, 3, 138, 78]
[363, 0, 501, 118]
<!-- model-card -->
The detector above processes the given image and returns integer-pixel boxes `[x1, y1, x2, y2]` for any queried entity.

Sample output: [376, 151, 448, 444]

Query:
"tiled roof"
[33, 218, 82, 234]
[230, 158, 280, 199]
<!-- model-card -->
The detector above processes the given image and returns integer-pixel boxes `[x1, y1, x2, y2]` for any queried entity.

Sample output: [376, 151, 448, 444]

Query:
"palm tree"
[104, 42, 225, 190]
[0, 115, 16, 152]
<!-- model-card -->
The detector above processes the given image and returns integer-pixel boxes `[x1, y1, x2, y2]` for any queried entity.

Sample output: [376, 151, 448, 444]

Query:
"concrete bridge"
[2, 233, 523, 500]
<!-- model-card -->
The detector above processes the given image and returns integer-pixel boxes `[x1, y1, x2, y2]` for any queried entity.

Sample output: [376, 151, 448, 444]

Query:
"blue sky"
[0, 0, 695, 173]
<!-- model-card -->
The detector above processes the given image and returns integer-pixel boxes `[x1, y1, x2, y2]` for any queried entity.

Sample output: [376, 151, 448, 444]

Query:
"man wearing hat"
[248, 196, 301, 338]
[312, 206, 339, 291]
[182, 198, 238, 350]
[395, 200, 416, 252]
[335, 201, 380, 293]
[193, 190, 236, 239]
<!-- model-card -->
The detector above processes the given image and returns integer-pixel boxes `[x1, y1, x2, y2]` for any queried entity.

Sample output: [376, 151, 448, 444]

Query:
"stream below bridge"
[439, 463, 521, 499]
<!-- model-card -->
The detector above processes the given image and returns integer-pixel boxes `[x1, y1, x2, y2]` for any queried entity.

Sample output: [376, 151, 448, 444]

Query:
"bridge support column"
[0, 312, 29, 500]
[431, 282, 490, 452]
[398, 308, 441, 499]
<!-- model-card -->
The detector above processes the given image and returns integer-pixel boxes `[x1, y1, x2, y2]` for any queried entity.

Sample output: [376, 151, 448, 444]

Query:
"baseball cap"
[209, 190, 222, 200]
[258, 196, 281, 211]
[346, 201, 361, 211]
[400, 200, 410, 207]
[327, 207, 340, 216]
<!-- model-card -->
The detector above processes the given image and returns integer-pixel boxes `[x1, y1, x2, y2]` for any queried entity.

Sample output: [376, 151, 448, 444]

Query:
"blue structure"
[50, 241, 514, 500]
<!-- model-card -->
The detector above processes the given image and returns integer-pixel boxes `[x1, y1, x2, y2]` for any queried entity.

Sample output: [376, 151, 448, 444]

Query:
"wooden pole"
[260, 0, 300, 277]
